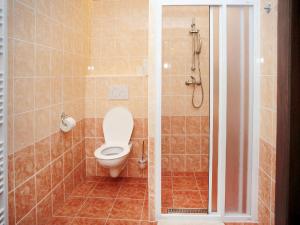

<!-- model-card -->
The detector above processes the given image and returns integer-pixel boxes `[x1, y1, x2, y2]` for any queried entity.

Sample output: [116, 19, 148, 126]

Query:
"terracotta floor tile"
[172, 172, 194, 177]
[162, 172, 171, 177]
[196, 176, 208, 190]
[200, 190, 208, 203]
[96, 177, 124, 183]
[106, 219, 141, 225]
[88, 182, 121, 198]
[172, 176, 198, 190]
[109, 199, 144, 220]
[85, 176, 101, 182]
[54, 197, 85, 217]
[194, 172, 209, 177]
[161, 207, 169, 213]
[173, 190, 203, 208]
[47, 217, 73, 225]
[141, 201, 149, 221]
[117, 183, 146, 199]
[70, 181, 97, 197]
[161, 177, 172, 189]
[161, 189, 173, 208]
[161, 172, 208, 212]
[78, 198, 114, 218]
[121, 177, 147, 184]
[140, 221, 158, 225]
[71, 217, 106, 225]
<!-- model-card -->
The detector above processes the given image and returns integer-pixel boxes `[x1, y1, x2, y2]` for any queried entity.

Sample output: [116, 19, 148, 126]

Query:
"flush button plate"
[108, 85, 129, 100]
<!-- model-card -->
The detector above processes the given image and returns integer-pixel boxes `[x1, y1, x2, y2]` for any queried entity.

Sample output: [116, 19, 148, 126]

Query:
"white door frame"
[1, 0, 8, 224]
[150, 0, 260, 222]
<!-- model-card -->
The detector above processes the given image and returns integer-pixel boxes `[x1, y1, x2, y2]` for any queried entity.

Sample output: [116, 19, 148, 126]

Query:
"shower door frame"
[151, 0, 260, 222]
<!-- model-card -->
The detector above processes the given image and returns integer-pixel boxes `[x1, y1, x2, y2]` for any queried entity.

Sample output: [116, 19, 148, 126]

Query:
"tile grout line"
[104, 181, 122, 225]
[139, 183, 148, 223]
[195, 172, 205, 208]
[171, 172, 175, 210]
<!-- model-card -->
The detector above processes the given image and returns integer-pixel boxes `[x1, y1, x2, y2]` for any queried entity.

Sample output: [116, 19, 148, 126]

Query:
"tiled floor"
[161, 172, 209, 213]
[48, 177, 150, 225]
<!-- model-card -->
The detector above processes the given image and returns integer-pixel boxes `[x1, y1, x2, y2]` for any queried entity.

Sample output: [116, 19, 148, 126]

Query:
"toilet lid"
[103, 107, 134, 144]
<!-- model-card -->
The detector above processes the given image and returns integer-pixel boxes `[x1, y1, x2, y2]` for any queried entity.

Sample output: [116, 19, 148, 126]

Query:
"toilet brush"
[138, 140, 147, 169]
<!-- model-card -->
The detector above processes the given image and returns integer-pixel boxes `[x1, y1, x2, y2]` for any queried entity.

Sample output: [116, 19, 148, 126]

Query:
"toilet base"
[95, 145, 132, 178]
[96, 159, 128, 178]
[109, 166, 123, 177]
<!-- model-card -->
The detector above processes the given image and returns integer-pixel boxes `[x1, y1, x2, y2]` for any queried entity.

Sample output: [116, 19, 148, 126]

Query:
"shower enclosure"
[149, 0, 260, 222]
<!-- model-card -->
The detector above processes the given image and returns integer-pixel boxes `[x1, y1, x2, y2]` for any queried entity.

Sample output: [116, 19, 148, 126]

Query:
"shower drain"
[167, 208, 208, 214]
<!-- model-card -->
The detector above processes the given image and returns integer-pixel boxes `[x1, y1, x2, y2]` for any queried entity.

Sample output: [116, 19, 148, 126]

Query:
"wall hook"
[264, 3, 272, 14]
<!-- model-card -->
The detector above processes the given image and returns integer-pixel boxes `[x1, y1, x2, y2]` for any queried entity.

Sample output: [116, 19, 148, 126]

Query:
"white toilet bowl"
[94, 107, 134, 177]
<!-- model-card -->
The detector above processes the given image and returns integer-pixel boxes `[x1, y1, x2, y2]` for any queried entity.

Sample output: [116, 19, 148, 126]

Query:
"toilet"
[94, 107, 134, 177]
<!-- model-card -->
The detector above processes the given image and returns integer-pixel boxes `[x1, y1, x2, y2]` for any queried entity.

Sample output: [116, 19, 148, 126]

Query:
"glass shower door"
[153, 1, 258, 219]
[161, 5, 211, 214]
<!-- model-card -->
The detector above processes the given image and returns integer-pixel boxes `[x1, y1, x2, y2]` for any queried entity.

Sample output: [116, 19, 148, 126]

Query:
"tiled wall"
[161, 6, 210, 173]
[85, 0, 148, 121]
[89, 0, 148, 76]
[258, 0, 277, 224]
[84, 0, 149, 178]
[7, 0, 91, 224]
[161, 116, 209, 173]
[86, 0, 148, 119]
[7, 0, 279, 224]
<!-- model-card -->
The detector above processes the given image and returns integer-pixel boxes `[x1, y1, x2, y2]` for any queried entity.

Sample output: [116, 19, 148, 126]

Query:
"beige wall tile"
[51, 22, 64, 50]
[50, 104, 62, 134]
[14, 111, 34, 152]
[14, 1, 35, 42]
[35, 78, 51, 109]
[35, 108, 51, 141]
[51, 77, 62, 105]
[36, 13, 52, 47]
[14, 40, 35, 77]
[36, 0, 51, 16]
[18, 0, 34, 8]
[36, 46, 51, 77]
[261, 76, 275, 109]
[14, 78, 34, 114]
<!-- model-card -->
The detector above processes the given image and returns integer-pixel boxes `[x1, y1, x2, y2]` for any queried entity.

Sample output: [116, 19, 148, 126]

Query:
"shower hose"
[190, 31, 204, 109]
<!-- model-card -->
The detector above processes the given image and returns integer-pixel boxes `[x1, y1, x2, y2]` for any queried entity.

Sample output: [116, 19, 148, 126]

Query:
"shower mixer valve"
[185, 76, 201, 86]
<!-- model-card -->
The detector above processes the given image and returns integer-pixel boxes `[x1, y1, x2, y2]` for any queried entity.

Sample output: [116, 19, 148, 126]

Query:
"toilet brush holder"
[138, 158, 147, 170]
[138, 140, 147, 170]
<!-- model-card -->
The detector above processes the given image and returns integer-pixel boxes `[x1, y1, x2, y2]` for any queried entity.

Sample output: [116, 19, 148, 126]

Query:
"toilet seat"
[94, 107, 134, 177]
[94, 143, 132, 160]
[103, 107, 134, 145]
[95, 107, 134, 160]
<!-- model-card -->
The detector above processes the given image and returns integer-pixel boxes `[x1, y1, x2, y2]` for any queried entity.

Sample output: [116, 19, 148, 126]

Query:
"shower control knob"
[185, 76, 196, 85]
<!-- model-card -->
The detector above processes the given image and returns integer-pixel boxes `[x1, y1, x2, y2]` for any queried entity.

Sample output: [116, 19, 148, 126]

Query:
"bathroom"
[3, 0, 278, 224]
